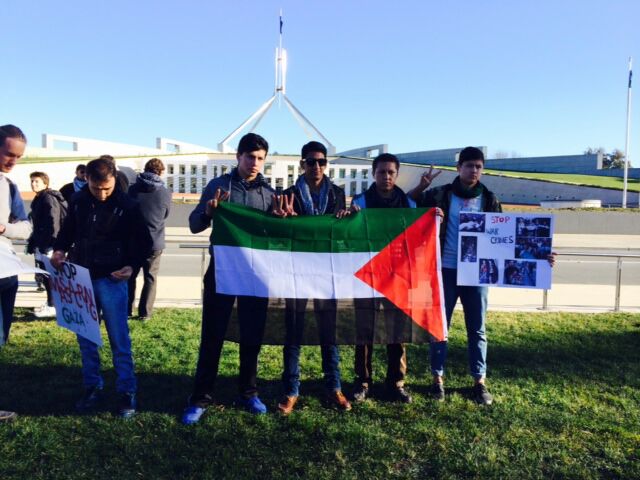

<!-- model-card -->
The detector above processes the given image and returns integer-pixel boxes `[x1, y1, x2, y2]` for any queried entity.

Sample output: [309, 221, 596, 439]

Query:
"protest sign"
[456, 213, 554, 289]
[40, 257, 102, 346]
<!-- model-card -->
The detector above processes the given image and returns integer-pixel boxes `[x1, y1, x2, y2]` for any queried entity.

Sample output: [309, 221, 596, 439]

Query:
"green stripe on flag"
[213, 202, 431, 253]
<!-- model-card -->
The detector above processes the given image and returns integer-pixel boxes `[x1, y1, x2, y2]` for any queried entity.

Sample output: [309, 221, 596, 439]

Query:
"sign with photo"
[456, 213, 554, 289]
[40, 257, 103, 346]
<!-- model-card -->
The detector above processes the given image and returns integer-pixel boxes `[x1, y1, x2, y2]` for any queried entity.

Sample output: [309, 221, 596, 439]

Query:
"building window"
[361, 181, 368, 192]
[213, 166, 218, 177]
[339, 169, 346, 179]
[179, 165, 186, 175]
[329, 168, 335, 179]
[167, 177, 174, 191]
[350, 181, 357, 196]
[287, 175, 294, 188]
[168, 165, 174, 175]
[221, 166, 228, 175]
[264, 164, 273, 175]
[350, 169, 357, 179]
[276, 178, 284, 189]
[191, 165, 197, 175]
[178, 178, 185, 193]
[201, 177, 207, 189]
[190, 179, 197, 194]
[202, 165, 208, 177]
[362, 169, 369, 179]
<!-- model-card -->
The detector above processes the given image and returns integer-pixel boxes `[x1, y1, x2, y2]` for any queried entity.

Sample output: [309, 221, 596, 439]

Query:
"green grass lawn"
[1, 309, 638, 479]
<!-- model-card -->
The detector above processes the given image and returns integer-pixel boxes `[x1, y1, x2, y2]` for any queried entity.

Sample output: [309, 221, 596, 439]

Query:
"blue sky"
[2, 1, 639, 159]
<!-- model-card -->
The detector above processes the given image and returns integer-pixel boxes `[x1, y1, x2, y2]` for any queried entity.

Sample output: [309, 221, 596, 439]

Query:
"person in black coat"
[59, 164, 87, 203]
[28, 171, 67, 317]
[127, 158, 172, 320]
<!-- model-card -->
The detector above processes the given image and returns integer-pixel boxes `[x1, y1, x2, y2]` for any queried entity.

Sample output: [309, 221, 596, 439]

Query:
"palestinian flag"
[212, 203, 447, 342]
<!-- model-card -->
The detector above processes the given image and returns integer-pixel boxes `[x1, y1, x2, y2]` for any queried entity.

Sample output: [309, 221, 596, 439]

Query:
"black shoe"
[472, 383, 493, 406]
[388, 386, 412, 404]
[75, 386, 103, 413]
[138, 316, 149, 322]
[118, 393, 138, 419]
[352, 385, 369, 403]
[430, 383, 445, 402]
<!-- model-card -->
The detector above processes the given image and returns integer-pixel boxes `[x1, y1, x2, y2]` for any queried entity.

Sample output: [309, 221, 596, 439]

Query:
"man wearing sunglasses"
[276, 141, 352, 415]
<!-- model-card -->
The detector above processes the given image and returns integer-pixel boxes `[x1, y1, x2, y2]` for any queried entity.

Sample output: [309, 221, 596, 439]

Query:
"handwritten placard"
[40, 257, 102, 346]
[456, 213, 554, 289]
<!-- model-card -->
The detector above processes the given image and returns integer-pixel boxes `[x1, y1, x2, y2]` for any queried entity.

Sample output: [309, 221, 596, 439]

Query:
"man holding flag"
[277, 141, 352, 415]
[182, 133, 275, 424]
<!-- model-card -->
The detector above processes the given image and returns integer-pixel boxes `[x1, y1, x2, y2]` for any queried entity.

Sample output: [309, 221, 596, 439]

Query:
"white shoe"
[34, 305, 56, 318]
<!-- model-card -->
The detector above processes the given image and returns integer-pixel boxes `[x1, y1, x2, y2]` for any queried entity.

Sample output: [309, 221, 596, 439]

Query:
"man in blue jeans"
[410, 146, 554, 405]
[52, 157, 151, 418]
[0, 124, 32, 422]
[277, 141, 352, 415]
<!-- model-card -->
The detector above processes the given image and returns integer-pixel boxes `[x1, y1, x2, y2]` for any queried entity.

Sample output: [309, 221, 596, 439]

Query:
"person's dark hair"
[75, 164, 86, 173]
[301, 141, 327, 159]
[458, 146, 485, 165]
[144, 158, 165, 175]
[237, 133, 269, 156]
[86, 157, 117, 182]
[30, 171, 50, 187]
[98, 154, 115, 164]
[372, 153, 400, 173]
[0, 124, 27, 147]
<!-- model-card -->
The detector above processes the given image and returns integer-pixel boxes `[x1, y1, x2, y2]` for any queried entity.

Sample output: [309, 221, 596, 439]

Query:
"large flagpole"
[622, 57, 632, 208]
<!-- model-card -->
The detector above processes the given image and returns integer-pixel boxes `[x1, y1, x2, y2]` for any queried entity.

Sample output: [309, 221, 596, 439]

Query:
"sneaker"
[237, 395, 267, 415]
[387, 386, 412, 404]
[327, 390, 352, 411]
[0, 410, 17, 422]
[352, 385, 369, 403]
[277, 395, 298, 416]
[34, 305, 56, 318]
[430, 383, 445, 402]
[118, 393, 138, 419]
[181, 405, 206, 425]
[75, 386, 103, 412]
[472, 383, 493, 406]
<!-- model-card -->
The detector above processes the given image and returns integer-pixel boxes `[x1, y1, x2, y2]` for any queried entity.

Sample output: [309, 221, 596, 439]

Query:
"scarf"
[231, 168, 269, 190]
[295, 175, 329, 215]
[451, 176, 485, 199]
[364, 184, 410, 209]
[73, 177, 87, 192]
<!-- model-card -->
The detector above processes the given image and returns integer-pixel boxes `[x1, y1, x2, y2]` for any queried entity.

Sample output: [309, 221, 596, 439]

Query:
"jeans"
[282, 298, 341, 396]
[76, 277, 137, 393]
[0, 276, 18, 346]
[128, 249, 162, 318]
[430, 268, 488, 380]
[191, 261, 268, 406]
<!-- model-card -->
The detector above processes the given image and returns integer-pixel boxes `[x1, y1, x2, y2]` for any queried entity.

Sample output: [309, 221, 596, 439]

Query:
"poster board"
[40, 257, 102, 346]
[456, 213, 554, 290]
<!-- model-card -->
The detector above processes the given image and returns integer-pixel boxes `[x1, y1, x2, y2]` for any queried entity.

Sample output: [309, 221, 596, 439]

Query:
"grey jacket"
[189, 169, 274, 239]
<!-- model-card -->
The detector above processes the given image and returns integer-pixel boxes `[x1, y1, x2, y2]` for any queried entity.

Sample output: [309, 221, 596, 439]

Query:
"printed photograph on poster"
[456, 212, 554, 289]
[503, 260, 537, 287]
[459, 213, 486, 233]
[460, 236, 478, 262]
[479, 259, 499, 284]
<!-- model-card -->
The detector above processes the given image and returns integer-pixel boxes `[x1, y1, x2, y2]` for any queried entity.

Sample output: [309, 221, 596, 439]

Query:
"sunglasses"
[304, 157, 328, 167]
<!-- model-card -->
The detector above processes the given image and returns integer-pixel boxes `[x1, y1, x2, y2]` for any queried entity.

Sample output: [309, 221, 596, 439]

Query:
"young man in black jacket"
[127, 158, 172, 320]
[277, 141, 352, 415]
[52, 157, 151, 418]
[28, 171, 67, 318]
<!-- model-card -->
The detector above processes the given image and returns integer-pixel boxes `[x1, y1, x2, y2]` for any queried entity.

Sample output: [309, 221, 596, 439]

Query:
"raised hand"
[205, 188, 230, 216]
[272, 192, 298, 217]
[418, 164, 442, 190]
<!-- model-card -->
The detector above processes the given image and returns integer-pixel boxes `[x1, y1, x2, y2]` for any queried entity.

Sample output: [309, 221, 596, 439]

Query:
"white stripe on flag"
[213, 246, 383, 299]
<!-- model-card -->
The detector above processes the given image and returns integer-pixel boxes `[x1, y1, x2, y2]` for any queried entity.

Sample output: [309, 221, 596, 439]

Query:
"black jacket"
[28, 189, 67, 254]
[128, 173, 172, 251]
[283, 180, 346, 215]
[54, 189, 152, 279]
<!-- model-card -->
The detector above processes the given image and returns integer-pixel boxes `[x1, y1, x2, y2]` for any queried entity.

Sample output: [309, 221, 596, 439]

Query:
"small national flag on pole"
[279, 14, 283, 34]
[212, 203, 447, 342]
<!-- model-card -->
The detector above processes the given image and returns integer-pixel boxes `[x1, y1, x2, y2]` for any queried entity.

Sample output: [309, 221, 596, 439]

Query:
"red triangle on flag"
[354, 209, 447, 341]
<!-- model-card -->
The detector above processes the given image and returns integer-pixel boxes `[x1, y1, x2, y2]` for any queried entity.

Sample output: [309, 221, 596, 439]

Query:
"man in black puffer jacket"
[27, 171, 67, 317]
[127, 158, 172, 320]
[52, 157, 152, 419]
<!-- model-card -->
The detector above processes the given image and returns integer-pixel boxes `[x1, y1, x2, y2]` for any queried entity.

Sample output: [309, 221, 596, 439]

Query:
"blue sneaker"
[181, 405, 206, 425]
[237, 395, 267, 414]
